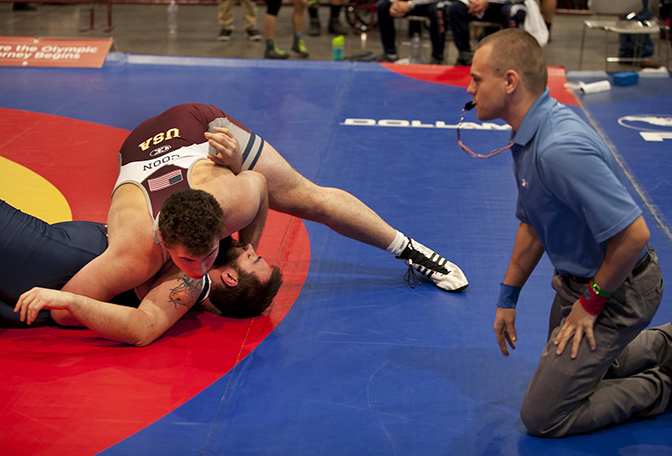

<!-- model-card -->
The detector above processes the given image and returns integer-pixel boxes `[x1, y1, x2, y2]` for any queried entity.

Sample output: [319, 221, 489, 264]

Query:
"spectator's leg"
[417, 3, 446, 62]
[264, 0, 289, 58]
[329, 0, 350, 34]
[217, 0, 235, 40]
[308, 0, 321, 36]
[241, 0, 261, 39]
[541, 0, 556, 39]
[448, 1, 473, 64]
[292, 0, 310, 57]
[377, 0, 398, 58]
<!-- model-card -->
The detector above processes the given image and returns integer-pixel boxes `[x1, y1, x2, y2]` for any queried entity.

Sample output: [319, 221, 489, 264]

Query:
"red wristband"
[579, 283, 608, 315]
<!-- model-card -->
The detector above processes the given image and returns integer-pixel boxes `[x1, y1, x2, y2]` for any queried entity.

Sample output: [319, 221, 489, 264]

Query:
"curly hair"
[158, 189, 225, 256]
[208, 237, 283, 318]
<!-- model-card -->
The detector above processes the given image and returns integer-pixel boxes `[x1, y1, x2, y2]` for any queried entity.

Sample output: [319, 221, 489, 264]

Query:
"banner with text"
[0, 37, 113, 68]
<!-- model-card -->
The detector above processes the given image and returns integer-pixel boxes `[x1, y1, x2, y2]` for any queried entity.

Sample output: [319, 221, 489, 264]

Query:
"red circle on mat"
[0, 108, 310, 456]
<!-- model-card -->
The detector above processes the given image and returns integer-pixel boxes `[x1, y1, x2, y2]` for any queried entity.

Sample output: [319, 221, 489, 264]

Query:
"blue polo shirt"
[511, 89, 642, 277]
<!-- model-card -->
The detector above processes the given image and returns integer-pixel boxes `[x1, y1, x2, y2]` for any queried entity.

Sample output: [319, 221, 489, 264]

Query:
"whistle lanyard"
[456, 103, 515, 159]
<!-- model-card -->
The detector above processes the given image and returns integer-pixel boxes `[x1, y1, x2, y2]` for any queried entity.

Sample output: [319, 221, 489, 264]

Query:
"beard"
[214, 236, 245, 268]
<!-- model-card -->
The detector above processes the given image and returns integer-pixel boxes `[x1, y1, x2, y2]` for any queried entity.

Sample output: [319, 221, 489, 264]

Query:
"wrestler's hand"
[14, 287, 75, 325]
[554, 298, 598, 359]
[205, 127, 243, 174]
[494, 307, 517, 356]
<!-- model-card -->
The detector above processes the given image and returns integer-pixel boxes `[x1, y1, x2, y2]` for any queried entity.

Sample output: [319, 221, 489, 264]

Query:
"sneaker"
[396, 238, 469, 292]
[265, 44, 289, 59]
[430, 57, 444, 65]
[218, 29, 232, 42]
[292, 39, 309, 58]
[309, 18, 321, 36]
[247, 29, 262, 41]
[13, 3, 36, 10]
[640, 58, 662, 69]
[377, 53, 399, 63]
[329, 18, 350, 35]
[455, 51, 473, 66]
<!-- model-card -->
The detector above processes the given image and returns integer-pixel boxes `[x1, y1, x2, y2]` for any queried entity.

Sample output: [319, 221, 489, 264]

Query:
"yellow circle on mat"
[0, 156, 72, 223]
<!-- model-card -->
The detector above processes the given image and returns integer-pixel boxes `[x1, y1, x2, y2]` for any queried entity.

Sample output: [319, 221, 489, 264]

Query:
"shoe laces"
[403, 265, 421, 289]
[399, 239, 450, 275]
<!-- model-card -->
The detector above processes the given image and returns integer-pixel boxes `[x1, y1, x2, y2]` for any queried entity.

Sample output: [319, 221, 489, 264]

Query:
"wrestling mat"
[0, 56, 671, 455]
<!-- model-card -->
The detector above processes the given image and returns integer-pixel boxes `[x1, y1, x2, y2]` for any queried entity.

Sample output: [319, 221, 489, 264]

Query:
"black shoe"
[13, 3, 36, 10]
[218, 29, 232, 41]
[246, 29, 262, 41]
[430, 57, 444, 65]
[455, 51, 473, 66]
[377, 53, 399, 63]
[329, 18, 350, 35]
[309, 18, 321, 36]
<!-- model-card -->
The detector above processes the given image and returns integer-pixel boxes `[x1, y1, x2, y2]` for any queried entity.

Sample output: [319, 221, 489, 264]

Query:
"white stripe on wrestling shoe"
[396, 238, 469, 292]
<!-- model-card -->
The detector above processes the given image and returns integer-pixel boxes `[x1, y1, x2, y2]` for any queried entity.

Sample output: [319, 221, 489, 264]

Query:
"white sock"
[385, 230, 409, 256]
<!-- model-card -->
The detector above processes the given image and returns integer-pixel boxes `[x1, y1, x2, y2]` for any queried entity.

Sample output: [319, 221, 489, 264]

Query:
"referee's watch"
[407, 0, 416, 9]
[590, 279, 613, 298]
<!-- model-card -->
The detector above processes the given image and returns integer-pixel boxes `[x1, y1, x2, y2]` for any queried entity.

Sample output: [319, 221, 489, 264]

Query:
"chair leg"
[579, 24, 587, 70]
[604, 30, 609, 71]
[634, 34, 642, 65]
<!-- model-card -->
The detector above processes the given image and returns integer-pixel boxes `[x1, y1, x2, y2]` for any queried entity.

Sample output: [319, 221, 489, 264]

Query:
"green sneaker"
[265, 44, 289, 59]
[291, 39, 309, 58]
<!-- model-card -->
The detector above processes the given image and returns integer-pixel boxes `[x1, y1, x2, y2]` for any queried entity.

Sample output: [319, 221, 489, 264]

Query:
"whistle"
[464, 101, 476, 111]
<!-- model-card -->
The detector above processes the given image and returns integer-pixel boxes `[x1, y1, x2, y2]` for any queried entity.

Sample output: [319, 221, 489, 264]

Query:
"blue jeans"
[448, 1, 525, 53]
[377, 0, 448, 61]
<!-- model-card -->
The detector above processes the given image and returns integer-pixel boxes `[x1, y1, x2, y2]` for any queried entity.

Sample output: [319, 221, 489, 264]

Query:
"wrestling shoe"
[396, 238, 469, 292]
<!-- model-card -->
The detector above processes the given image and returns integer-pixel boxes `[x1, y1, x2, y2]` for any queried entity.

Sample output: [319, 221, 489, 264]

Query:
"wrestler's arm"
[233, 171, 269, 250]
[15, 266, 204, 346]
[62, 244, 161, 303]
[52, 212, 164, 326]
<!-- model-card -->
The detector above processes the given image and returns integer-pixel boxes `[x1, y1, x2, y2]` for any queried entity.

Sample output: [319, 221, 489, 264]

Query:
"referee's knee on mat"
[520, 400, 566, 438]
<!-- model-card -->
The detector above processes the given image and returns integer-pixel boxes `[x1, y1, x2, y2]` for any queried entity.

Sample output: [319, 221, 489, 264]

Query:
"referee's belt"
[567, 249, 652, 284]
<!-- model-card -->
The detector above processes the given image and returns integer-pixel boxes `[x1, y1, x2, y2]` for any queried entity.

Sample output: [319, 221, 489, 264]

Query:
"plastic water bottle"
[409, 33, 422, 64]
[167, 0, 178, 35]
[332, 35, 344, 61]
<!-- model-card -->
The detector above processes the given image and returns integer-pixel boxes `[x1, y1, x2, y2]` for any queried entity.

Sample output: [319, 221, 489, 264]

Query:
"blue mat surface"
[1, 58, 671, 455]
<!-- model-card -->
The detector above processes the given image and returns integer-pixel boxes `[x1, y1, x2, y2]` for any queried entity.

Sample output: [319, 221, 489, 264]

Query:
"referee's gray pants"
[521, 246, 670, 437]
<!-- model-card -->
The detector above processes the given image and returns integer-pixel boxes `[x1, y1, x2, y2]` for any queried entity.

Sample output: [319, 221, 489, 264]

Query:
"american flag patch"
[148, 169, 183, 192]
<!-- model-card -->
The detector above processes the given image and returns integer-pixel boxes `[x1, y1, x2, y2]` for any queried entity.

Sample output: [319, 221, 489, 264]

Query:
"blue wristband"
[497, 283, 521, 309]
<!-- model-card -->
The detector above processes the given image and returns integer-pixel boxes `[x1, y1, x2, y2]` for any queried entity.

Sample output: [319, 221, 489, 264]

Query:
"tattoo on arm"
[168, 275, 202, 309]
